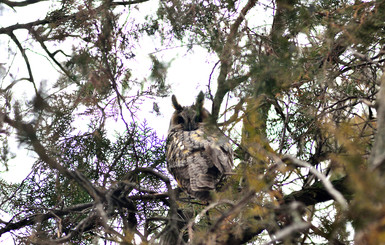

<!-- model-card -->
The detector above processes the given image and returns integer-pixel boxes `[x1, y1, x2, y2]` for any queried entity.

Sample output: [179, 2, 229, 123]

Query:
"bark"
[370, 65, 385, 172]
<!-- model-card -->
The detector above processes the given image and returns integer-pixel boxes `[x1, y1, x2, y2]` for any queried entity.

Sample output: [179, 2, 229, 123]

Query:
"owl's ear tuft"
[172, 95, 183, 111]
[195, 91, 205, 109]
[195, 91, 205, 122]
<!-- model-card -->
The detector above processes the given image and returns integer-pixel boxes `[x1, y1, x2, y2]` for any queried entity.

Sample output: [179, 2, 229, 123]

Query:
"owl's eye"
[195, 116, 202, 123]
[177, 116, 184, 124]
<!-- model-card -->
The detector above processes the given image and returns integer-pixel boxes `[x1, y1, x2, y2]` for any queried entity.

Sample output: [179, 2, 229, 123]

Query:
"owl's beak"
[188, 121, 194, 131]
[185, 120, 196, 131]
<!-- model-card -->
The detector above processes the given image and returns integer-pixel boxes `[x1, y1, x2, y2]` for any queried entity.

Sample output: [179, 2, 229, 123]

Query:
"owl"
[166, 92, 233, 201]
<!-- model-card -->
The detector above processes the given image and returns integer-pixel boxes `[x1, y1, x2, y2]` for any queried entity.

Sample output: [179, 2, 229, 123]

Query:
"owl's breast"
[166, 129, 206, 165]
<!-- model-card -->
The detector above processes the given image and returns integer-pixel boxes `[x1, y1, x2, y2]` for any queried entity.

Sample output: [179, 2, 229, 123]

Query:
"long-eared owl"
[166, 92, 233, 201]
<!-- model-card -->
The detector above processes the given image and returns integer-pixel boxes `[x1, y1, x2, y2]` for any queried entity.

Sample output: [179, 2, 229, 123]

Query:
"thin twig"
[282, 155, 348, 210]
[1, 113, 103, 201]
[9, 31, 38, 93]
[209, 190, 255, 233]
[0, 0, 46, 8]
[186, 199, 235, 243]
[262, 221, 310, 245]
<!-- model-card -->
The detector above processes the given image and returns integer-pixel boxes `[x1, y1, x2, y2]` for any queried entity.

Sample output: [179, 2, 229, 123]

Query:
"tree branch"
[0, 203, 93, 235]
[370, 64, 385, 172]
[0, 0, 46, 8]
[111, 0, 150, 6]
[1, 113, 104, 201]
[30, 29, 75, 81]
[222, 177, 351, 245]
[262, 221, 310, 245]
[9, 31, 38, 92]
[0, 19, 50, 35]
[283, 177, 351, 206]
[212, 0, 257, 120]
[283, 155, 348, 210]
[209, 190, 255, 234]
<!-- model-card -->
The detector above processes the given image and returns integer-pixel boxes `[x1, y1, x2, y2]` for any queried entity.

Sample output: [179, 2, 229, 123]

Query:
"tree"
[1, 0, 385, 244]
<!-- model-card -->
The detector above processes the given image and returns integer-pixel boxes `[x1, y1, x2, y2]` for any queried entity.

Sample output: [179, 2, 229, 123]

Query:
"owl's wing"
[203, 126, 234, 175]
[166, 126, 233, 201]
[165, 129, 192, 184]
[166, 128, 202, 169]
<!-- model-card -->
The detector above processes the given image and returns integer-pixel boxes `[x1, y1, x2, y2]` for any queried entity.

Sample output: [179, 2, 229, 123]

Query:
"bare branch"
[186, 199, 235, 243]
[283, 176, 350, 206]
[1, 113, 104, 201]
[129, 167, 179, 241]
[262, 221, 310, 245]
[209, 190, 255, 233]
[9, 31, 38, 93]
[111, 0, 150, 5]
[0, 203, 93, 235]
[0, 19, 49, 35]
[370, 65, 385, 173]
[0, 0, 46, 8]
[212, 0, 257, 120]
[30, 29, 75, 81]
[283, 155, 348, 210]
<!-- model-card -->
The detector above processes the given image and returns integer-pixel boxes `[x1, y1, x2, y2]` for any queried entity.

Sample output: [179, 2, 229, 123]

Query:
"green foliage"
[0, 136, 14, 171]
[1, 120, 167, 243]
[149, 54, 171, 97]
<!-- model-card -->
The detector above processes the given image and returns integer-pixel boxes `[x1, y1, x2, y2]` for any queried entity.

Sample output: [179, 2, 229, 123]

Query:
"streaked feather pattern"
[166, 92, 233, 201]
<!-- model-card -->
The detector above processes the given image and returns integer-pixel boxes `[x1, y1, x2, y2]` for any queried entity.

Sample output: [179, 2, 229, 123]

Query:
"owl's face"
[169, 92, 210, 131]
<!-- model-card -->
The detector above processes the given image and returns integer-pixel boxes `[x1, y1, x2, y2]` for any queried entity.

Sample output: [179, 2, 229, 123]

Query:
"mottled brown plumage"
[166, 92, 233, 201]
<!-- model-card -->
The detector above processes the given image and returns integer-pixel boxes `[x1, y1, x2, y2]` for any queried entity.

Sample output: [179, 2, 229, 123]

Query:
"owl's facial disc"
[176, 109, 201, 131]
[181, 116, 199, 131]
